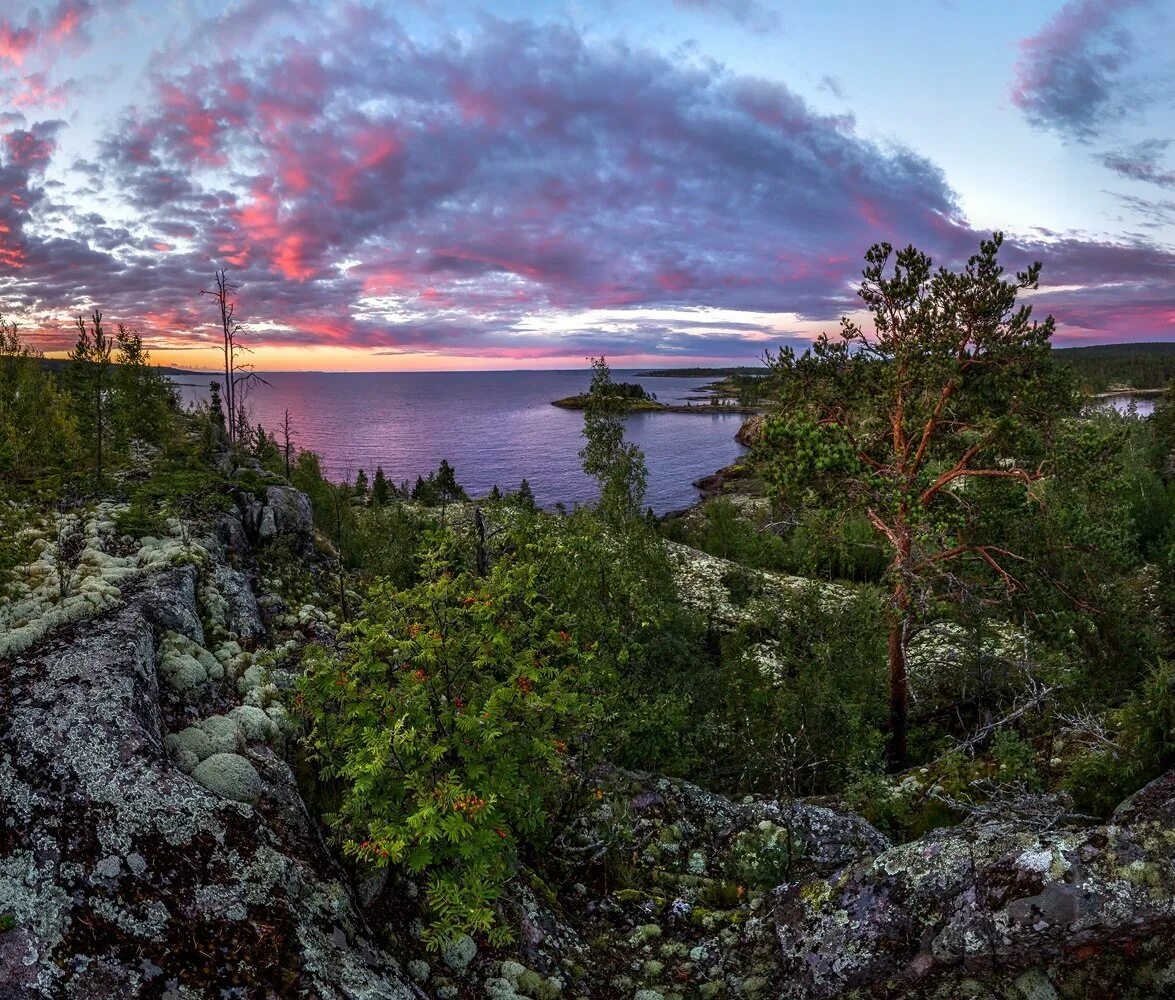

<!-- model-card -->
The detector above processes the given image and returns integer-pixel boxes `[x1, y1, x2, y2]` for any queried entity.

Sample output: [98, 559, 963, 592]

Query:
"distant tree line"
[1050, 343, 1175, 393]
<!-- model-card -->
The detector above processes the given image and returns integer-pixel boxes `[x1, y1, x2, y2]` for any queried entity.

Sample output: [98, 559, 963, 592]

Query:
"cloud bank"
[0, 1, 1170, 365]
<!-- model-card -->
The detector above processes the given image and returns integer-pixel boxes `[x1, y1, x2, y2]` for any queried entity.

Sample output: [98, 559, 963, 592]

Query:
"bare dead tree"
[474, 506, 488, 577]
[201, 269, 267, 448]
[280, 409, 295, 480]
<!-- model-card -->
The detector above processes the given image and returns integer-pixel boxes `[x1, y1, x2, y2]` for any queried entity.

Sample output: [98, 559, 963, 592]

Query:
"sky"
[0, 0, 1172, 372]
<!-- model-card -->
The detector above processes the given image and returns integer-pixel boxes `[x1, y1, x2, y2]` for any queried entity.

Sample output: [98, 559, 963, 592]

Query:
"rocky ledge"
[0, 504, 417, 998]
[775, 776, 1175, 998]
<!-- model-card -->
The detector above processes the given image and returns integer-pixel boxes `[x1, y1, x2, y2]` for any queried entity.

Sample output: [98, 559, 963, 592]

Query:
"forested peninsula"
[5, 238, 1175, 998]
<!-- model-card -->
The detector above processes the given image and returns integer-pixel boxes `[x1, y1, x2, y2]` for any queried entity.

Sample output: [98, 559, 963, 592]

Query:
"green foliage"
[434, 458, 467, 505]
[117, 466, 235, 535]
[991, 730, 1041, 789]
[408, 460, 468, 508]
[344, 500, 431, 586]
[1054, 342, 1175, 393]
[109, 324, 176, 449]
[728, 824, 806, 890]
[113, 501, 169, 539]
[664, 498, 887, 584]
[69, 310, 114, 484]
[515, 478, 537, 512]
[372, 466, 392, 506]
[720, 564, 763, 607]
[758, 234, 1076, 764]
[595, 380, 652, 401]
[291, 450, 336, 529]
[1066, 662, 1175, 816]
[296, 548, 597, 947]
[580, 357, 648, 522]
[0, 320, 78, 490]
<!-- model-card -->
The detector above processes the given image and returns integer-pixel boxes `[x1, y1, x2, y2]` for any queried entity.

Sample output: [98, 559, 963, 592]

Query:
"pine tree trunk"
[887, 608, 908, 769]
[887, 535, 911, 770]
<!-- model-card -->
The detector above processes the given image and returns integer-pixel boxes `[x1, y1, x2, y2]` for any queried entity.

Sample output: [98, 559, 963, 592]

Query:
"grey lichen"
[442, 932, 477, 972]
[190, 753, 262, 804]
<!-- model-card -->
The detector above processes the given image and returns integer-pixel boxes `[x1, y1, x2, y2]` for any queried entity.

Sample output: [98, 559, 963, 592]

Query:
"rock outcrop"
[735, 413, 767, 447]
[11, 480, 1175, 999]
[775, 775, 1175, 998]
[0, 528, 416, 997]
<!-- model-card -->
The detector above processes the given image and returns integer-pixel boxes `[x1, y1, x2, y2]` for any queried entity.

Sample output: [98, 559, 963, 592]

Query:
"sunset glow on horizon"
[1, 0, 1173, 371]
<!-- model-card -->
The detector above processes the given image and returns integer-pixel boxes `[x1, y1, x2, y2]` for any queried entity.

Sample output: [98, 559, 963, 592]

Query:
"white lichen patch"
[157, 630, 224, 693]
[1015, 847, 1057, 876]
[666, 541, 849, 627]
[0, 503, 208, 659]
[0, 850, 73, 955]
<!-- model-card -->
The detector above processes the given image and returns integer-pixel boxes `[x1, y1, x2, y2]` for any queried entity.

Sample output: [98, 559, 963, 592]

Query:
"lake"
[175, 370, 747, 514]
[1100, 393, 1157, 418]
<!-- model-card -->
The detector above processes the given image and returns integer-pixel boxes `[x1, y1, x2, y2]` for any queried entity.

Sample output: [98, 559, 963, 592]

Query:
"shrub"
[295, 547, 597, 947]
[1066, 661, 1175, 816]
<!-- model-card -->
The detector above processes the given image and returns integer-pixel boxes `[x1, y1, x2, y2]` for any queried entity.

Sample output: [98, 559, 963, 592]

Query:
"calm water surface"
[1102, 393, 1156, 417]
[176, 370, 746, 514]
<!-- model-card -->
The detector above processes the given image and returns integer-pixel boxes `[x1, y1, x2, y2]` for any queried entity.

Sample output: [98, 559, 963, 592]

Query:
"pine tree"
[516, 478, 536, 512]
[372, 466, 391, 506]
[435, 459, 466, 504]
[208, 382, 226, 431]
[355, 468, 369, 497]
[111, 324, 173, 448]
[760, 233, 1072, 766]
[69, 310, 113, 485]
[579, 356, 647, 522]
[0, 320, 77, 485]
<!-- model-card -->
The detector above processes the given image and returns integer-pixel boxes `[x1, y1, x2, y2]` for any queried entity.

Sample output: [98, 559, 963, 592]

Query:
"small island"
[552, 378, 762, 413]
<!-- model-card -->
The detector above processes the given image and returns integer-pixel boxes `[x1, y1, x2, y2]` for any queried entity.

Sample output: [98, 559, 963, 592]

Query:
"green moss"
[631, 923, 663, 944]
[799, 879, 832, 909]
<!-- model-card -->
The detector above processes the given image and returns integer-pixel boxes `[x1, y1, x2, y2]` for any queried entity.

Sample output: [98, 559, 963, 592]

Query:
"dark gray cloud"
[1101, 139, 1175, 189]
[1011, 0, 1157, 142]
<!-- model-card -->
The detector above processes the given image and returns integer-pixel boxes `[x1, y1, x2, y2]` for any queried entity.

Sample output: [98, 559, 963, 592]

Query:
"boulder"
[735, 413, 767, 447]
[214, 510, 250, 559]
[0, 565, 417, 998]
[212, 563, 265, 644]
[774, 778, 1175, 998]
[265, 485, 314, 539]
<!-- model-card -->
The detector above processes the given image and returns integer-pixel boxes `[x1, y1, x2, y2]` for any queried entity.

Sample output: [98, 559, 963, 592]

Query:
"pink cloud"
[0, 22, 36, 66]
